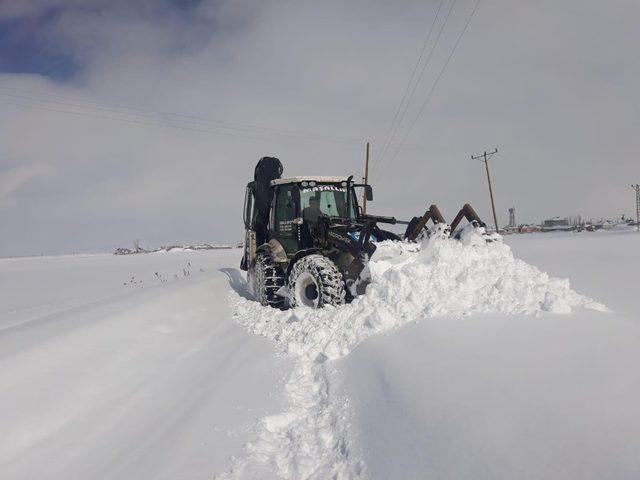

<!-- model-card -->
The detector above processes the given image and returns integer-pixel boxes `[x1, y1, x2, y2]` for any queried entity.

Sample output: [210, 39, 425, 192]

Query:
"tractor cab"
[269, 176, 360, 254]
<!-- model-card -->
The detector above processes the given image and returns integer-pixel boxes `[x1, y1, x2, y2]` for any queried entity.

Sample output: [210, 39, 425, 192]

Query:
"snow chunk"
[235, 233, 605, 361]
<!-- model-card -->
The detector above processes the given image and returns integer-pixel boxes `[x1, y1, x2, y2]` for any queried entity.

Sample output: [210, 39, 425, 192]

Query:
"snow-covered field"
[1, 230, 639, 479]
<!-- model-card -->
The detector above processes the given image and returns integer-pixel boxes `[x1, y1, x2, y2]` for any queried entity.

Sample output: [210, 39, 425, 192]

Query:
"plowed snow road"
[0, 250, 291, 479]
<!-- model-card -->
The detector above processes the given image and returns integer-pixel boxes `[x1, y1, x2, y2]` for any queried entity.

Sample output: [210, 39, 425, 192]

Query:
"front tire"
[288, 254, 346, 308]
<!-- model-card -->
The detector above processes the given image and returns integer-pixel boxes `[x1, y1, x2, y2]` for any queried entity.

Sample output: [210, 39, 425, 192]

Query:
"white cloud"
[0, 162, 51, 200]
[1, 0, 639, 256]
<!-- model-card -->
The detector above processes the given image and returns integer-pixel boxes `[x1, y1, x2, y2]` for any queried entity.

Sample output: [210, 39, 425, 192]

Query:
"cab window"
[273, 185, 297, 232]
[299, 185, 356, 219]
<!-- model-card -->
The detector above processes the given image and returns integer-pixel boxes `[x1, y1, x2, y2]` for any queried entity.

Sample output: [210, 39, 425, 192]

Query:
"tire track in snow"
[219, 305, 365, 479]
[220, 227, 606, 479]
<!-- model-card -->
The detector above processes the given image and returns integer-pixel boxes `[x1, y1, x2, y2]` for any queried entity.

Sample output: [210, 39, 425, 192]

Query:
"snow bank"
[0, 249, 287, 480]
[224, 228, 605, 479]
[234, 226, 605, 361]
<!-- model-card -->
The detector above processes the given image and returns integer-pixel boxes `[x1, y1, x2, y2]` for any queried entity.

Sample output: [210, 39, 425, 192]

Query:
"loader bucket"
[405, 203, 486, 241]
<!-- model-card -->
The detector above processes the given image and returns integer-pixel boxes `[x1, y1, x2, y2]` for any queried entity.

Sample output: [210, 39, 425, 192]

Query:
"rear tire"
[253, 253, 286, 309]
[288, 254, 346, 308]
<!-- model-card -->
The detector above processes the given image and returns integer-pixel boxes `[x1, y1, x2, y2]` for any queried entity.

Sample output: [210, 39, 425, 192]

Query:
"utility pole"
[632, 184, 640, 232]
[472, 148, 499, 233]
[362, 142, 370, 214]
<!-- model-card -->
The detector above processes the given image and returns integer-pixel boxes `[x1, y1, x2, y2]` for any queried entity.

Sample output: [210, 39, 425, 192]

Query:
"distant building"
[542, 217, 572, 232]
[519, 224, 541, 233]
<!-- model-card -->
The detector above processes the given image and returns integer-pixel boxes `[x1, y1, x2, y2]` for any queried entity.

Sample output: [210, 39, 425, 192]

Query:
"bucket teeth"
[405, 203, 487, 241]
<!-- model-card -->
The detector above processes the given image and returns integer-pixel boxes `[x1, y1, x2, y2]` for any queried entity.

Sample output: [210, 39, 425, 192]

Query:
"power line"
[0, 88, 363, 146]
[378, 0, 459, 169]
[0, 100, 272, 141]
[377, 0, 446, 164]
[386, 0, 482, 166]
[0, 87, 361, 143]
[0, 90, 360, 145]
[0, 100, 364, 147]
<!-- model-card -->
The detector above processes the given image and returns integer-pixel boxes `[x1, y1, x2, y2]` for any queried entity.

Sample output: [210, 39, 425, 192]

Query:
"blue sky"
[0, 0, 214, 80]
[0, 8, 78, 80]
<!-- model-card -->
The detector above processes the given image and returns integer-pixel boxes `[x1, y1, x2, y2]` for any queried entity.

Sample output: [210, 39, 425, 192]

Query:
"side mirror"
[365, 185, 373, 201]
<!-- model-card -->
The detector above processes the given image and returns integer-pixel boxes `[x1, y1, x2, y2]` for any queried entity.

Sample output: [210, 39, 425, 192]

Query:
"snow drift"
[233, 226, 605, 360]
[223, 227, 606, 479]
